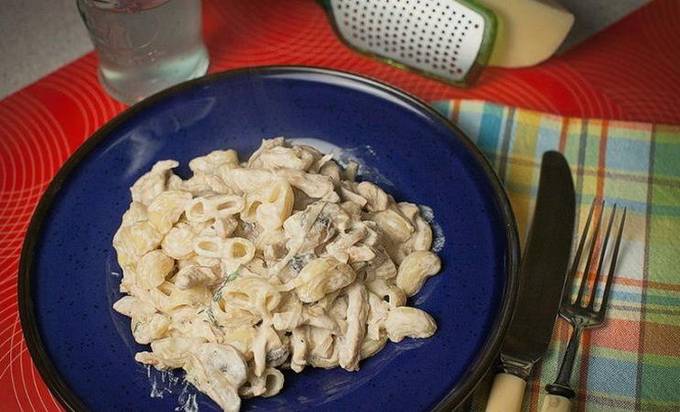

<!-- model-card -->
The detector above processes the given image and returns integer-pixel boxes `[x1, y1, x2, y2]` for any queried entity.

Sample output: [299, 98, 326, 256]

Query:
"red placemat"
[1, 0, 679, 410]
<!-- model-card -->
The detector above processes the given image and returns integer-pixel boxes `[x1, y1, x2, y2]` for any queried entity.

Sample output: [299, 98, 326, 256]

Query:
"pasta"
[112, 138, 442, 411]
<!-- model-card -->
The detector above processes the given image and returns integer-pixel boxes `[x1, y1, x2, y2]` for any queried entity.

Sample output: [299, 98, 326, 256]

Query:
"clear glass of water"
[77, 0, 209, 104]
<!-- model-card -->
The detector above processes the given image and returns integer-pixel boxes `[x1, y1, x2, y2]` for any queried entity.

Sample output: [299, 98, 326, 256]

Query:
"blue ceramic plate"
[19, 67, 518, 412]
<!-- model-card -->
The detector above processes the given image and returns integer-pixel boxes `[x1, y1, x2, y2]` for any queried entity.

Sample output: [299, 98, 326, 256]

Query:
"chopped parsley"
[212, 267, 240, 302]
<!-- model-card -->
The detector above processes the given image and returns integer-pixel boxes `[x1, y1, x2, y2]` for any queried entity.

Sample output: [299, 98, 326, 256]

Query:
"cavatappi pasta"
[112, 138, 442, 411]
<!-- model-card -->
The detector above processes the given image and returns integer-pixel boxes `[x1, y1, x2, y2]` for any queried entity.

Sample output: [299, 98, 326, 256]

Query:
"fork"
[540, 199, 626, 412]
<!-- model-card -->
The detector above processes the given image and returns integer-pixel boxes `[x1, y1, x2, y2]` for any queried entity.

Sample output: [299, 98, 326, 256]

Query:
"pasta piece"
[221, 325, 257, 357]
[310, 334, 337, 364]
[184, 343, 248, 412]
[137, 250, 174, 289]
[210, 304, 261, 329]
[167, 174, 183, 191]
[251, 324, 287, 376]
[384, 307, 437, 343]
[338, 283, 369, 371]
[366, 278, 407, 308]
[356, 181, 390, 212]
[182, 174, 233, 195]
[185, 197, 214, 223]
[218, 277, 282, 317]
[212, 217, 239, 238]
[339, 183, 368, 208]
[245, 137, 285, 167]
[186, 194, 245, 224]
[396, 251, 442, 296]
[112, 296, 156, 319]
[164, 284, 212, 312]
[343, 160, 359, 181]
[253, 181, 294, 230]
[290, 257, 356, 303]
[193, 236, 224, 258]
[167, 306, 219, 342]
[210, 194, 245, 218]
[147, 190, 192, 234]
[223, 237, 256, 265]
[366, 292, 389, 340]
[174, 265, 218, 289]
[365, 249, 397, 280]
[370, 207, 415, 243]
[219, 168, 274, 194]
[113, 221, 163, 266]
[283, 202, 337, 256]
[135, 336, 204, 369]
[274, 168, 339, 202]
[121, 202, 148, 227]
[308, 327, 335, 362]
[360, 335, 388, 360]
[130, 160, 178, 205]
[132, 313, 170, 344]
[162, 223, 196, 259]
[325, 226, 367, 263]
[239, 367, 285, 398]
[347, 245, 375, 263]
[319, 159, 342, 182]
[271, 293, 304, 331]
[398, 202, 434, 254]
[189, 150, 239, 175]
[250, 144, 316, 171]
[289, 326, 308, 372]
[258, 368, 285, 397]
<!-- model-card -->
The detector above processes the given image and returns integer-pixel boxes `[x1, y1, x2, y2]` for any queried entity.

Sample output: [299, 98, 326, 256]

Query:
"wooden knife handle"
[485, 373, 527, 412]
[540, 394, 571, 412]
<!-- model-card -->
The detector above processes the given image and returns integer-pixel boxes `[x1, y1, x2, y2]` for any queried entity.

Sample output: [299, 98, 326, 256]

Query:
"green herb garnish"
[212, 267, 240, 302]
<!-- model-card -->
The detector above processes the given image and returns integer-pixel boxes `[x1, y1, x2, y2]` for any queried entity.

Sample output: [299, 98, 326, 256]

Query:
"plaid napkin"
[430, 100, 680, 412]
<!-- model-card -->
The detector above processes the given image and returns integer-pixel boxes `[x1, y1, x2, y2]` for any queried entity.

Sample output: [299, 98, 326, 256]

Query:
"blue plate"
[19, 67, 519, 411]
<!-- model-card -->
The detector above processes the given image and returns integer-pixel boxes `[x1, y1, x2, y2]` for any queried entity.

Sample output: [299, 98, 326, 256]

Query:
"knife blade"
[557, 0, 650, 53]
[485, 151, 575, 412]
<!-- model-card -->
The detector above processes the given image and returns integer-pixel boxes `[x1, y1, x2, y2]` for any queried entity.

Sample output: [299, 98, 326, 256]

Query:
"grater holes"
[336, 0, 481, 80]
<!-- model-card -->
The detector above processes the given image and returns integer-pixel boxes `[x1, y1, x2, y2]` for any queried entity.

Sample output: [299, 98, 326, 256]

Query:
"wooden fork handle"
[485, 373, 526, 412]
[540, 393, 571, 412]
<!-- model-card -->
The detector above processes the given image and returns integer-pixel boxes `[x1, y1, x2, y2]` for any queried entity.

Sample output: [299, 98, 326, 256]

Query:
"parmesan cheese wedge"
[478, 0, 575, 68]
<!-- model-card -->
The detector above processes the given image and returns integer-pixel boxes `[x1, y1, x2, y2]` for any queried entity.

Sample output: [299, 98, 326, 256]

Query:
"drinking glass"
[77, 0, 209, 104]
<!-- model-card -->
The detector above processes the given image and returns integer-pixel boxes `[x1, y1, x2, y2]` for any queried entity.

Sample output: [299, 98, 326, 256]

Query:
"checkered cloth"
[430, 100, 680, 412]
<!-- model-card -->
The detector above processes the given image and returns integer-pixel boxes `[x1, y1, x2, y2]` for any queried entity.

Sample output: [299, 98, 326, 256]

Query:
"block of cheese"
[477, 0, 575, 68]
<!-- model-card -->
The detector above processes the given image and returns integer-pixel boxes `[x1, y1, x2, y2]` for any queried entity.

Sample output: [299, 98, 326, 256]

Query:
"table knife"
[485, 151, 575, 412]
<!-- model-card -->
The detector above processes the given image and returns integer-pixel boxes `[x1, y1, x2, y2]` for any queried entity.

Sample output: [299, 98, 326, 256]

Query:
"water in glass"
[77, 0, 209, 104]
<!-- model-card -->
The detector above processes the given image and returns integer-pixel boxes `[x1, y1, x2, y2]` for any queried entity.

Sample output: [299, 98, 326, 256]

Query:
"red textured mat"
[1, 0, 678, 410]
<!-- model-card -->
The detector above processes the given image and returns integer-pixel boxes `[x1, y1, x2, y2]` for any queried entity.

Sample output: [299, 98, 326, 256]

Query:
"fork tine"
[564, 199, 597, 305]
[575, 200, 604, 306]
[587, 204, 617, 310]
[598, 207, 626, 318]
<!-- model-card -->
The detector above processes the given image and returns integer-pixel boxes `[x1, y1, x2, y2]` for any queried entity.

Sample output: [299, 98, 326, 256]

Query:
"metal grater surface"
[328, 0, 487, 82]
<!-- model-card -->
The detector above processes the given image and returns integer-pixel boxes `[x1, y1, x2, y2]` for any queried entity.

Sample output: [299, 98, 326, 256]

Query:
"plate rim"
[18, 65, 520, 412]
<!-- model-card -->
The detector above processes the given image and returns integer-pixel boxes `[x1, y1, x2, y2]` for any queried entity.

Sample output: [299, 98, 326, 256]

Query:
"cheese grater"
[320, 0, 497, 86]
